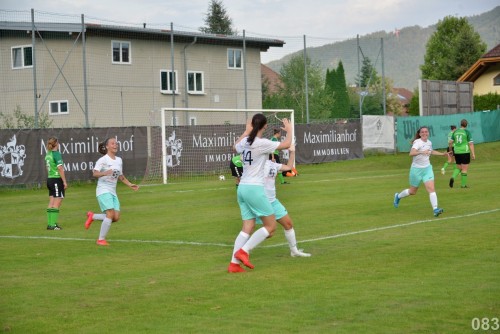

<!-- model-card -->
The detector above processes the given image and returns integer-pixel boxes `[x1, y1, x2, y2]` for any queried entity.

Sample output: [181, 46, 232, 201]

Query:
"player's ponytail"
[98, 138, 110, 155]
[46, 137, 58, 150]
[247, 113, 267, 145]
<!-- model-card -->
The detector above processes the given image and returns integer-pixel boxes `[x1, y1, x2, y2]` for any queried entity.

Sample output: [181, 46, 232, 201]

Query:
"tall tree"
[356, 57, 380, 88]
[329, 61, 350, 119]
[421, 16, 486, 81]
[263, 54, 331, 123]
[199, 0, 236, 35]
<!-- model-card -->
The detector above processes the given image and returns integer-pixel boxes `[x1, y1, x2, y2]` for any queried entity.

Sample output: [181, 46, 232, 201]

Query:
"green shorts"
[409, 165, 434, 187]
[97, 193, 121, 212]
[237, 184, 274, 220]
[256, 199, 288, 225]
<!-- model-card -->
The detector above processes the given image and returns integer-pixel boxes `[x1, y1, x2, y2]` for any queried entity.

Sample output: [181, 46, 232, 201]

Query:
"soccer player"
[257, 144, 310, 257]
[84, 137, 139, 246]
[270, 128, 287, 184]
[449, 119, 475, 188]
[45, 137, 67, 230]
[441, 125, 456, 175]
[229, 153, 243, 186]
[228, 114, 292, 273]
[393, 126, 449, 217]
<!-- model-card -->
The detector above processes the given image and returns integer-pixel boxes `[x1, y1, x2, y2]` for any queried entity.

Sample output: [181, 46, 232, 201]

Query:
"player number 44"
[472, 317, 499, 331]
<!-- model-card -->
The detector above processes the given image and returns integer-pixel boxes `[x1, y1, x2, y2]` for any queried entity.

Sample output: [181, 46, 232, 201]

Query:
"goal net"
[141, 108, 295, 185]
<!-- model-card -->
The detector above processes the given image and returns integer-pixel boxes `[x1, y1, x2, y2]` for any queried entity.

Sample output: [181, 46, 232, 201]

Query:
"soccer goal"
[141, 108, 295, 185]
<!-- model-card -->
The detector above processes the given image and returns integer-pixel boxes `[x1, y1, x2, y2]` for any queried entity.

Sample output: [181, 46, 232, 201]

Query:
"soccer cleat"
[234, 249, 254, 269]
[441, 168, 445, 175]
[291, 249, 311, 257]
[47, 225, 62, 230]
[85, 211, 94, 229]
[433, 208, 444, 217]
[96, 239, 109, 246]
[227, 262, 246, 273]
[393, 193, 400, 208]
[449, 178, 454, 188]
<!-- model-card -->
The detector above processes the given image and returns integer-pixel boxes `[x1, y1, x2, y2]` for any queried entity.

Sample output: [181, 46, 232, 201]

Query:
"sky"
[2, 0, 498, 62]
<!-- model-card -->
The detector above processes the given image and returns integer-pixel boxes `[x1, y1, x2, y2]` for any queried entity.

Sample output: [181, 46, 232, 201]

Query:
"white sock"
[284, 228, 298, 253]
[429, 192, 438, 209]
[242, 227, 270, 253]
[93, 213, 106, 221]
[98, 217, 112, 240]
[231, 231, 250, 264]
[398, 189, 410, 199]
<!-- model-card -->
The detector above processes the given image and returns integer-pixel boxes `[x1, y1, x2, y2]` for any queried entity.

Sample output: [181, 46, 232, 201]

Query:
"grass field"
[1, 142, 499, 333]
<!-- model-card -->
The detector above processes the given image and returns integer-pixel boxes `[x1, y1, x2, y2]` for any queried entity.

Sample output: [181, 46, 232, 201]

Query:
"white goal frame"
[154, 107, 295, 184]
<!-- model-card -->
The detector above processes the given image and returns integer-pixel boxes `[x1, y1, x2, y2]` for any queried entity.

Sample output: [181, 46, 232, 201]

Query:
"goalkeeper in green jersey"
[441, 125, 456, 175]
[449, 119, 475, 188]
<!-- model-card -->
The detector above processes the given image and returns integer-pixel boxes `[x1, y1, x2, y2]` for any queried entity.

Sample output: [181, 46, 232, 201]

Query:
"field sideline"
[1, 142, 499, 333]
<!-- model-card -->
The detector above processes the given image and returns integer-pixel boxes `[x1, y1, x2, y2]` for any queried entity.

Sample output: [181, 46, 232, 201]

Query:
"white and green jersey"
[94, 154, 123, 196]
[411, 138, 432, 168]
[235, 136, 279, 186]
[451, 128, 473, 154]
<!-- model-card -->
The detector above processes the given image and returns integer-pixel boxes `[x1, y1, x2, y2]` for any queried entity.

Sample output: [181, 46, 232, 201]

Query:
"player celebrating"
[228, 114, 292, 273]
[84, 137, 139, 246]
[393, 126, 449, 217]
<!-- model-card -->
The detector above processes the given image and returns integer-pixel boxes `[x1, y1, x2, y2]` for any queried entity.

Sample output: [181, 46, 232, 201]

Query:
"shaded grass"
[1, 142, 499, 333]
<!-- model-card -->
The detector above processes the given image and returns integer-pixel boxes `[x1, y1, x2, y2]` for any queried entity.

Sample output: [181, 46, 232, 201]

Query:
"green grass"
[1, 142, 499, 333]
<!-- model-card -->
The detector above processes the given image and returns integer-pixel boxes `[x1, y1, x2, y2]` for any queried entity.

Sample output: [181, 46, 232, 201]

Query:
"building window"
[494, 74, 500, 86]
[189, 117, 197, 126]
[49, 101, 69, 115]
[227, 49, 242, 69]
[187, 71, 204, 94]
[11, 45, 33, 69]
[112, 41, 131, 64]
[160, 70, 178, 94]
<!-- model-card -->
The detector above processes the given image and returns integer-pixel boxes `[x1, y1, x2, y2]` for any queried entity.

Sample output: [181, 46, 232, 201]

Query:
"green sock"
[52, 208, 60, 226]
[452, 168, 461, 179]
[442, 162, 449, 170]
[461, 173, 468, 187]
[47, 208, 53, 226]
[278, 173, 285, 184]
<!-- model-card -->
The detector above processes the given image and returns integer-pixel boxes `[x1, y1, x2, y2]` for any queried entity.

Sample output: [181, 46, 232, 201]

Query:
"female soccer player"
[228, 113, 292, 273]
[84, 137, 139, 246]
[45, 137, 67, 230]
[393, 126, 449, 217]
[449, 119, 475, 188]
[258, 144, 310, 257]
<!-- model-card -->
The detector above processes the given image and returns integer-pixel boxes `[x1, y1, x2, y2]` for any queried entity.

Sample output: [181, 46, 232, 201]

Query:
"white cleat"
[441, 168, 445, 175]
[291, 249, 311, 257]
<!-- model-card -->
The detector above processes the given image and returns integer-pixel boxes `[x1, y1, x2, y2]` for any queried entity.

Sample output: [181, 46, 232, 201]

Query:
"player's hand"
[130, 184, 139, 191]
[281, 118, 292, 132]
[288, 143, 295, 152]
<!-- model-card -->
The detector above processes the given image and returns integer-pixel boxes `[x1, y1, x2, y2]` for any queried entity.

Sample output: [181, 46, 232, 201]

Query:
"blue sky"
[2, 0, 498, 61]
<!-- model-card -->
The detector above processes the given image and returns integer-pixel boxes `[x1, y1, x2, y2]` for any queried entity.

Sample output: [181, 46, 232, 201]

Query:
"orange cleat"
[227, 262, 246, 273]
[96, 239, 109, 246]
[234, 249, 254, 269]
[85, 211, 94, 230]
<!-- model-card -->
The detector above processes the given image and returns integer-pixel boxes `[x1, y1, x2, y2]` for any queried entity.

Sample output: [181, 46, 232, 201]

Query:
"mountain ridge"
[265, 6, 500, 90]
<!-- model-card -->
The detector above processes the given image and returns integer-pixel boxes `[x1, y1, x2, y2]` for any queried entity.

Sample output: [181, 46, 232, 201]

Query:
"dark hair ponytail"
[247, 113, 267, 145]
[98, 138, 110, 155]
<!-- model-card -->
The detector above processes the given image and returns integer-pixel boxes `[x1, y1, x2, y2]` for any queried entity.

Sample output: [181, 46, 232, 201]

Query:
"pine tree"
[332, 61, 350, 119]
[199, 0, 236, 35]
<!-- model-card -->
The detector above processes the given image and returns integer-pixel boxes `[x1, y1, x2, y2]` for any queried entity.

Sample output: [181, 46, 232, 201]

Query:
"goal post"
[141, 108, 295, 185]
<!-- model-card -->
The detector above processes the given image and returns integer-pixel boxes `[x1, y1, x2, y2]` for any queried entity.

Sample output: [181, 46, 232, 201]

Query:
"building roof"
[261, 64, 283, 94]
[458, 43, 500, 82]
[0, 21, 285, 51]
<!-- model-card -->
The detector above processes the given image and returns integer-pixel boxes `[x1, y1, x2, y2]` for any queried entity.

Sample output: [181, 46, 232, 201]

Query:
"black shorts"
[47, 178, 65, 198]
[454, 153, 471, 165]
[229, 161, 243, 178]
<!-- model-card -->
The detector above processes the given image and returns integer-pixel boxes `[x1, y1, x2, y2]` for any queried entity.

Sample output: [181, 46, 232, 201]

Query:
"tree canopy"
[421, 16, 486, 81]
[199, 0, 236, 35]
